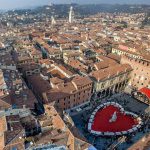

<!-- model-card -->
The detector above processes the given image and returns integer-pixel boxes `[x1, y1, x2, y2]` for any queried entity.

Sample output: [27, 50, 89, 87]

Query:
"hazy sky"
[0, 0, 150, 10]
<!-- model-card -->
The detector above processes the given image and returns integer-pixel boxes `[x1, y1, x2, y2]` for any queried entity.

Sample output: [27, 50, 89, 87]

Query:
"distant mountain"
[0, 10, 6, 13]
[6, 4, 150, 18]
[12, 5, 41, 10]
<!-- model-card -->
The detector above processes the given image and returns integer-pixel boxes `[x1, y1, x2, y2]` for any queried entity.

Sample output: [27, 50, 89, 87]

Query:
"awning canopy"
[88, 146, 97, 150]
[139, 87, 150, 99]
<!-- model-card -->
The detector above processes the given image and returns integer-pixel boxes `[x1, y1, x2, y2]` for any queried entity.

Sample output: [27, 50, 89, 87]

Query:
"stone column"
[100, 91, 102, 98]
[115, 84, 118, 93]
[122, 81, 125, 91]
[118, 83, 121, 93]
[105, 89, 107, 97]
[112, 85, 116, 94]
[109, 87, 111, 96]
[117, 84, 120, 93]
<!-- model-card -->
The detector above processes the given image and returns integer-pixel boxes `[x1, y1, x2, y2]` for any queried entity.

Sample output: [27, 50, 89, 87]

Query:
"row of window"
[62, 99, 88, 109]
[100, 76, 125, 89]
[57, 93, 90, 105]
[78, 84, 92, 90]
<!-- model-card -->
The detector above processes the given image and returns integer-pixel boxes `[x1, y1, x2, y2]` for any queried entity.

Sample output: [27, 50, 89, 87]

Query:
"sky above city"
[0, 0, 150, 10]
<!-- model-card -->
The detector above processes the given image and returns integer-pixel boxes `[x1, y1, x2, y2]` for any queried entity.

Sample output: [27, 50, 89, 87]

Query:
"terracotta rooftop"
[45, 76, 92, 102]
[90, 64, 132, 82]
[10, 89, 37, 109]
[27, 75, 51, 94]
[107, 53, 121, 62]
[0, 115, 25, 150]
[72, 76, 92, 88]
[50, 77, 64, 86]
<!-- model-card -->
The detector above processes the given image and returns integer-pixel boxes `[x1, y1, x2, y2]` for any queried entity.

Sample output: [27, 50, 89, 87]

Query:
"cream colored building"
[90, 64, 132, 98]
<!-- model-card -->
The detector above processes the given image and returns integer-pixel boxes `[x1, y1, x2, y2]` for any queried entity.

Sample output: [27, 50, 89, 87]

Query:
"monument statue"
[109, 111, 117, 123]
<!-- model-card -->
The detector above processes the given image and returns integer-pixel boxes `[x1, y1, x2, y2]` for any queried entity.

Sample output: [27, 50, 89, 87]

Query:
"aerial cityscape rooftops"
[0, 3, 150, 150]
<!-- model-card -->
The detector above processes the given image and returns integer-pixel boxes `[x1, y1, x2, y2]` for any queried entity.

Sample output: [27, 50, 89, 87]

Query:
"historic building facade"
[121, 55, 150, 90]
[90, 64, 132, 99]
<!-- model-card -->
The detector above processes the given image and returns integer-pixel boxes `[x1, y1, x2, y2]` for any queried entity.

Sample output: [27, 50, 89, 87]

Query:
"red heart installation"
[88, 102, 142, 136]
